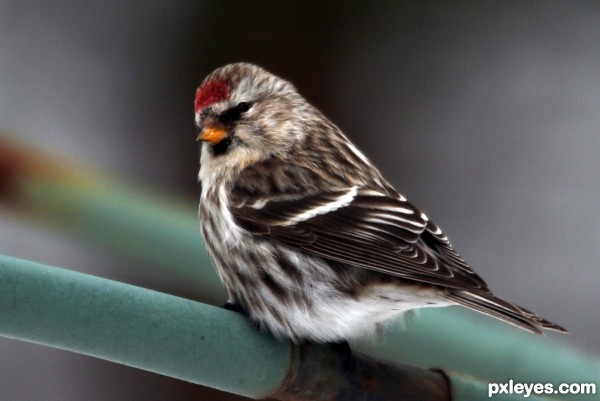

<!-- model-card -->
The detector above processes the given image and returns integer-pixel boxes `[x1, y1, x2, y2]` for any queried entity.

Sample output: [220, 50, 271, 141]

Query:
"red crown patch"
[195, 80, 230, 113]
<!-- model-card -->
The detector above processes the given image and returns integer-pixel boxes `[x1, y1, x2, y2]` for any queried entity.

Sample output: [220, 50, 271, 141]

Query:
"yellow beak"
[197, 126, 228, 144]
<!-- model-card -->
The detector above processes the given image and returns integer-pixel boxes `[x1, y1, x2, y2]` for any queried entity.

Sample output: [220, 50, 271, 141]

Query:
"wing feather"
[232, 187, 491, 294]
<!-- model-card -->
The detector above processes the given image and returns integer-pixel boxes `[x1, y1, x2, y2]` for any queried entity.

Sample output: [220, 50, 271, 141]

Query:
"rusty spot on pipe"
[269, 343, 450, 401]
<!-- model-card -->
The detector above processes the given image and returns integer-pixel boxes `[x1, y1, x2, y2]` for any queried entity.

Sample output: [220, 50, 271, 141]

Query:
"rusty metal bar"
[270, 344, 554, 401]
[271, 343, 449, 401]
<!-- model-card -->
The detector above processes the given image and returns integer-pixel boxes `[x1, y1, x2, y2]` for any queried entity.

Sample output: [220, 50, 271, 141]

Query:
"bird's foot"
[327, 340, 355, 370]
[328, 340, 352, 356]
[222, 301, 264, 331]
[222, 301, 250, 317]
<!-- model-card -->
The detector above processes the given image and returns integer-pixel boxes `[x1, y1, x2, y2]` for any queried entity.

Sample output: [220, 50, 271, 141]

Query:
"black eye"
[237, 102, 251, 112]
[220, 102, 252, 124]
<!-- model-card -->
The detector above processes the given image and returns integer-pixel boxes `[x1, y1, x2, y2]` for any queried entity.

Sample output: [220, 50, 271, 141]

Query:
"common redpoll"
[195, 62, 566, 343]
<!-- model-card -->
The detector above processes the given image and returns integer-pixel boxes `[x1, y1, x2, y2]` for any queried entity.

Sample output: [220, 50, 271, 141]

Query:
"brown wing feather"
[232, 187, 492, 294]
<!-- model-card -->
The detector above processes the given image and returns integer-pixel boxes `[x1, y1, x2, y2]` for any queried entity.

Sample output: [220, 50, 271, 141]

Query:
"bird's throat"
[211, 136, 233, 156]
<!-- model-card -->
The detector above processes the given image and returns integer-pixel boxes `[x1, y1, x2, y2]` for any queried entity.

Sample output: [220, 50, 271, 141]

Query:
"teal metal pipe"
[0, 254, 554, 401]
[0, 255, 288, 398]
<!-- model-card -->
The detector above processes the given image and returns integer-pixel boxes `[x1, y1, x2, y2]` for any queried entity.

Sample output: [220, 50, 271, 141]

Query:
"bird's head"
[195, 63, 307, 174]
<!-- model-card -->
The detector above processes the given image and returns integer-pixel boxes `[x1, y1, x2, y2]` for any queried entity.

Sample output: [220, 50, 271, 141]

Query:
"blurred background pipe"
[0, 136, 225, 301]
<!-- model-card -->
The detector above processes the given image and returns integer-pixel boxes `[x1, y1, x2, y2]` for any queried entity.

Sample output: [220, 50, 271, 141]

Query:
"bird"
[195, 62, 566, 344]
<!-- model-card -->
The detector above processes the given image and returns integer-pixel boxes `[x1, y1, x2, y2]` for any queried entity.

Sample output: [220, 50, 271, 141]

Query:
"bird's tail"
[443, 290, 567, 335]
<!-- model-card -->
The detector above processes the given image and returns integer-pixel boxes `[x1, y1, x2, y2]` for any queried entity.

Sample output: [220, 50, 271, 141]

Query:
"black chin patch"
[211, 136, 233, 156]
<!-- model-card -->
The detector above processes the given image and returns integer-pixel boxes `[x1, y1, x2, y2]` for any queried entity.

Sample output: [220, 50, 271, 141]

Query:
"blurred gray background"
[1, 1, 599, 400]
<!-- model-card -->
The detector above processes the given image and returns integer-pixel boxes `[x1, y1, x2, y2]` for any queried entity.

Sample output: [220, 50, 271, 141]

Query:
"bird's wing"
[230, 186, 492, 295]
